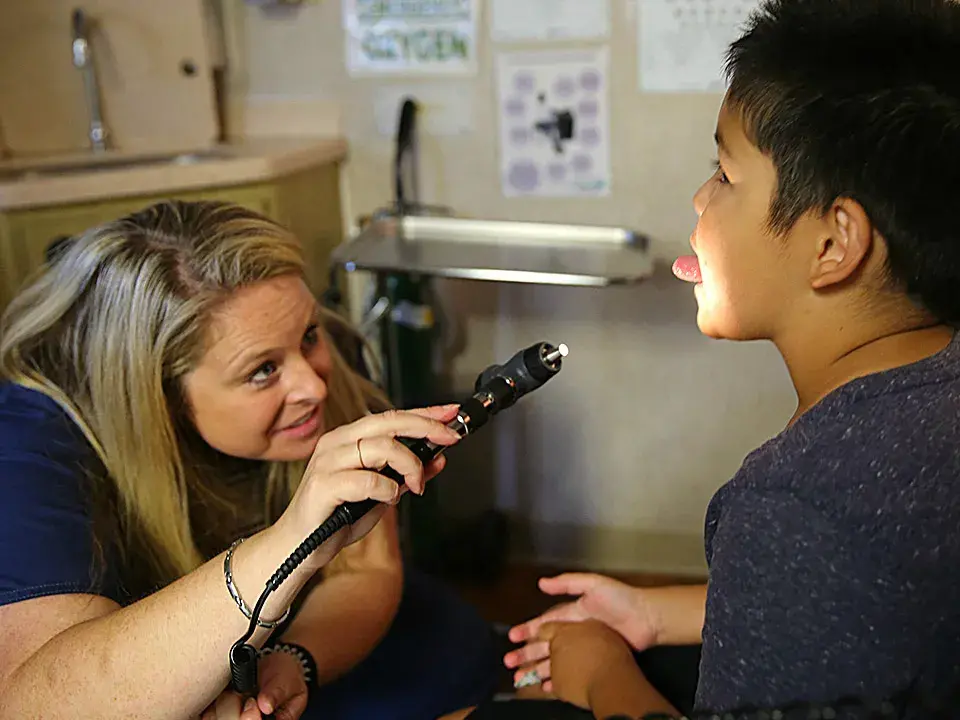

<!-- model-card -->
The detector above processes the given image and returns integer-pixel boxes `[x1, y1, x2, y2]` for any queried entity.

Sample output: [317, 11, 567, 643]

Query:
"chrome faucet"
[71, 8, 109, 152]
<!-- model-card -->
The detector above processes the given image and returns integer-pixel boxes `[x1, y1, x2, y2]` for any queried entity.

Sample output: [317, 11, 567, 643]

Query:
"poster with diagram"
[497, 48, 610, 198]
[638, 0, 760, 92]
[343, 0, 478, 75]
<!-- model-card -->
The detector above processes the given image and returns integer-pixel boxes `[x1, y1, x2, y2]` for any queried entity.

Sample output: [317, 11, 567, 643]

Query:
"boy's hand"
[253, 650, 309, 720]
[504, 573, 658, 686]
[535, 620, 641, 709]
[199, 651, 307, 720]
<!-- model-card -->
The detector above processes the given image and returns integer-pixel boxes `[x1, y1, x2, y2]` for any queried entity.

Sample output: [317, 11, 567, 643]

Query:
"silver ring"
[514, 669, 541, 688]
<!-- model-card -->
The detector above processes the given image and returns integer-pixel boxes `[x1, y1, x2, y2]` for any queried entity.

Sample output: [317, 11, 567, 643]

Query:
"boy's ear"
[809, 198, 875, 289]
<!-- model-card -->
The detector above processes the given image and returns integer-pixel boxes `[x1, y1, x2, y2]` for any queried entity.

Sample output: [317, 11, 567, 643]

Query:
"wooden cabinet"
[0, 162, 343, 315]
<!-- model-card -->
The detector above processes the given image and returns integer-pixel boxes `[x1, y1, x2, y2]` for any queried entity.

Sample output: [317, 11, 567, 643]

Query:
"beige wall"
[241, 1, 797, 575]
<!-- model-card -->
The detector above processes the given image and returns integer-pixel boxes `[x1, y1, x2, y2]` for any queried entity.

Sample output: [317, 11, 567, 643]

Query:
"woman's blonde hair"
[0, 200, 388, 593]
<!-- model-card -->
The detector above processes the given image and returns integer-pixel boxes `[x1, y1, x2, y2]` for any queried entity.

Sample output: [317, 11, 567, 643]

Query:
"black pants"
[467, 645, 702, 719]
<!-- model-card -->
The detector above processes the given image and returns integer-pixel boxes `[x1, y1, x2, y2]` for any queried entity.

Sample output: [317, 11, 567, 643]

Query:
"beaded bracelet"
[260, 642, 318, 688]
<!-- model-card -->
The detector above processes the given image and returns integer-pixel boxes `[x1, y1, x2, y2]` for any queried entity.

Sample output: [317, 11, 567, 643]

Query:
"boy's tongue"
[672, 255, 702, 283]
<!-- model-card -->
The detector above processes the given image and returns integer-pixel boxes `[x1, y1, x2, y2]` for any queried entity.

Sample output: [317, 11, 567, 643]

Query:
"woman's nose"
[285, 356, 328, 403]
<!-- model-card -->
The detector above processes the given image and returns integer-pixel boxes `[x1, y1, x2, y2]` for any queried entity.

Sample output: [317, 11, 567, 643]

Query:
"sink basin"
[0, 149, 228, 183]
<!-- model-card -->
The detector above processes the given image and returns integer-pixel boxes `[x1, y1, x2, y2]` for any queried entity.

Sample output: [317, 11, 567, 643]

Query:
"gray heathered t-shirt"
[696, 332, 960, 715]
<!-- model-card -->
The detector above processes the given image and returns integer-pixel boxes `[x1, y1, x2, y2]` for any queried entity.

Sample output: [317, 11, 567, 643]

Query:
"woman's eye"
[249, 361, 277, 385]
[303, 324, 319, 347]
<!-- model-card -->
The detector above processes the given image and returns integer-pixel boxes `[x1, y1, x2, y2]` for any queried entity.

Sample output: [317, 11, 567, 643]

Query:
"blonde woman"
[0, 201, 499, 720]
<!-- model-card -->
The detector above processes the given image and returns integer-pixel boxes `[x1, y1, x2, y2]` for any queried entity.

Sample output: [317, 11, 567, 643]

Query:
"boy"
[501, 0, 960, 717]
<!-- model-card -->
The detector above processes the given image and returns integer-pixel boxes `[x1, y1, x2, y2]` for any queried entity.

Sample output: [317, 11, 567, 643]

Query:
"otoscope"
[229, 340, 569, 696]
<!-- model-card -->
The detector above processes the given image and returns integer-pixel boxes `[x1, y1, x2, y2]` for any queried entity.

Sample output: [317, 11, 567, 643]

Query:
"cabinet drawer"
[0, 184, 275, 304]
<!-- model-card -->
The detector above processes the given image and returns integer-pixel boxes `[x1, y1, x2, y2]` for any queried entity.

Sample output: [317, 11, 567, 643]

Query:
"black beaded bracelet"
[261, 642, 318, 688]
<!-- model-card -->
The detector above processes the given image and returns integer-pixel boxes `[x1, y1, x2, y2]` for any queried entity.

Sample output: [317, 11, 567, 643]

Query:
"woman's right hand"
[276, 405, 462, 570]
[503, 573, 659, 691]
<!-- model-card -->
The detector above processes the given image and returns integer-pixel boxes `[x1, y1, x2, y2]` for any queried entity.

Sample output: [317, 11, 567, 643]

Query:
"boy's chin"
[696, 307, 745, 341]
[696, 317, 730, 340]
[696, 309, 770, 342]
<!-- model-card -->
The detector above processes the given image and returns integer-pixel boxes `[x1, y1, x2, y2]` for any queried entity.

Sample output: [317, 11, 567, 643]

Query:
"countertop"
[0, 136, 348, 211]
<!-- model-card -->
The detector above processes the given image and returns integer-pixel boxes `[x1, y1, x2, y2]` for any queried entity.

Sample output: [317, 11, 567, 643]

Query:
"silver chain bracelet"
[223, 537, 291, 630]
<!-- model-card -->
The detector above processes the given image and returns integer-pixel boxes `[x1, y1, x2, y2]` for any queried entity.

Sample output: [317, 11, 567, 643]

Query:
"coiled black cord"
[230, 504, 360, 694]
[227, 340, 567, 697]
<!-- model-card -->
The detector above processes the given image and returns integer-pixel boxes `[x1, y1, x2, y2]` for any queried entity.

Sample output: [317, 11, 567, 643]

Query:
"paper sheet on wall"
[497, 49, 610, 198]
[638, 0, 760, 92]
[343, 0, 477, 75]
[490, 0, 609, 42]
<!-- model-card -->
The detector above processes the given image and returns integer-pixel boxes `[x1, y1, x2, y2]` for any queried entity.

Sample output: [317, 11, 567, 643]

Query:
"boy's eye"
[712, 158, 730, 185]
[249, 361, 277, 385]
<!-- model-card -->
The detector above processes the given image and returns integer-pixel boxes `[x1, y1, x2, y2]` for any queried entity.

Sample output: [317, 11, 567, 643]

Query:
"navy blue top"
[0, 381, 128, 606]
[0, 380, 501, 719]
[696, 332, 960, 713]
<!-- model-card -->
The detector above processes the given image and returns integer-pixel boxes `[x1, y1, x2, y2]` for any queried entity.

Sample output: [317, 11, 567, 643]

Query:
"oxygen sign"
[344, 0, 477, 75]
[360, 28, 469, 64]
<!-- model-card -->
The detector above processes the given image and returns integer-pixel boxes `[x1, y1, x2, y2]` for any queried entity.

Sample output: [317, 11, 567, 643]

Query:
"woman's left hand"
[199, 650, 308, 720]
[533, 620, 638, 710]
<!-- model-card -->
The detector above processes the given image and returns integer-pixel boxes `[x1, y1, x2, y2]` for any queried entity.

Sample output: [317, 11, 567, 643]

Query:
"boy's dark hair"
[725, 0, 960, 325]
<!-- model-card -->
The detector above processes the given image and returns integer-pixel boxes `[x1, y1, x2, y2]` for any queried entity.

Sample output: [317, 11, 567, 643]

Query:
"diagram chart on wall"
[638, 0, 761, 92]
[343, 0, 478, 75]
[496, 49, 610, 198]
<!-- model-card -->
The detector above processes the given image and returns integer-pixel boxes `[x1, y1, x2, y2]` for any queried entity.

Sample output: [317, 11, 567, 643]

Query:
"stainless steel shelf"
[332, 215, 654, 287]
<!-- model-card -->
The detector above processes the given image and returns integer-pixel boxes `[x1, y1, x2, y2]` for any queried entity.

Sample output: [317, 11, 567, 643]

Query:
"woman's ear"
[809, 198, 875, 289]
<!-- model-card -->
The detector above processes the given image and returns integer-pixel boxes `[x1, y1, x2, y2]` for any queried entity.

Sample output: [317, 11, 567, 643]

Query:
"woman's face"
[182, 275, 333, 462]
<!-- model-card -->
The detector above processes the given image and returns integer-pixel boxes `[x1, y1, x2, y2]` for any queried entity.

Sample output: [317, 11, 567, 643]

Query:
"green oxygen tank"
[377, 270, 444, 570]
[378, 271, 436, 410]
[381, 97, 445, 569]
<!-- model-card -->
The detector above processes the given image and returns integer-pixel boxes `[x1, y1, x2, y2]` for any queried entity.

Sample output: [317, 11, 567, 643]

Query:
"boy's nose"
[693, 180, 711, 217]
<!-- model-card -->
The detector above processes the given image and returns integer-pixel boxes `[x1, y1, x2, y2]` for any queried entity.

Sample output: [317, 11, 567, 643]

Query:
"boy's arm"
[507, 577, 706, 681]
[646, 584, 708, 646]
[537, 620, 678, 719]
[588, 661, 678, 720]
